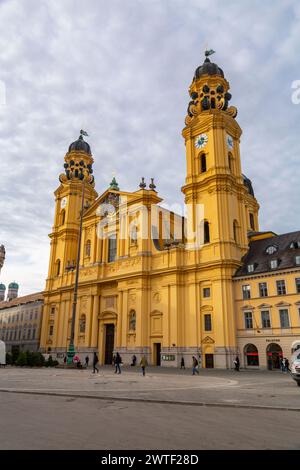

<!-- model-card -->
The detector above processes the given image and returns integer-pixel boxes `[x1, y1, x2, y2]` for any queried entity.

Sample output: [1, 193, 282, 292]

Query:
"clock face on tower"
[61, 197, 68, 209]
[194, 133, 208, 149]
[226, 134, 234, 150]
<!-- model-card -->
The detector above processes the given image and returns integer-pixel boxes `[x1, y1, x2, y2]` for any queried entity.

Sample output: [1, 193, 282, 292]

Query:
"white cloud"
[0, 0, 299, 294]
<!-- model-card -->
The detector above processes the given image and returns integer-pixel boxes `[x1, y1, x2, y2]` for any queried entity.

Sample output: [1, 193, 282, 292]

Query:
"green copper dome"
[8, 282, 19, 289]
[0, 283, 6, 290]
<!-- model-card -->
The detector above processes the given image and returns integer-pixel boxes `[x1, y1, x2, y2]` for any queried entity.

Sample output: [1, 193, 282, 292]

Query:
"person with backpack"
[192, 356, 199, 375]
[92, 352, 99, 373]
[140, 355, 148, 376]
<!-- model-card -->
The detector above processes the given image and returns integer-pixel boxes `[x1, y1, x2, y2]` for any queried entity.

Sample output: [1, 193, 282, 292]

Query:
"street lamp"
[66, 178, 87, 365]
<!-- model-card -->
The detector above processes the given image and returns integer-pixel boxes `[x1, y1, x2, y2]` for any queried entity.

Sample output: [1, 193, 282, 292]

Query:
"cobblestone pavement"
[0, 366, 299, 409]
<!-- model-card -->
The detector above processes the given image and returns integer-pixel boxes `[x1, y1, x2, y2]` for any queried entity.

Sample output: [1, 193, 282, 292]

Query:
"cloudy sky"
[0, 0, 299, 296]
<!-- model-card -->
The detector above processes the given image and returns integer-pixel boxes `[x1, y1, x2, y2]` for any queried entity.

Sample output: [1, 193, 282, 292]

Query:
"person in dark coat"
[85, 355, 89, 368]
[234, 356, 240, 371]
[92, 352, 99, 373]
[180, 357, 185, 370]
[114, 352, 122, 374]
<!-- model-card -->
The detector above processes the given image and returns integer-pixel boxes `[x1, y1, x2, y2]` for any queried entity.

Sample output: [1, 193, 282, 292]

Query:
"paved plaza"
[0, 366, 300, 449]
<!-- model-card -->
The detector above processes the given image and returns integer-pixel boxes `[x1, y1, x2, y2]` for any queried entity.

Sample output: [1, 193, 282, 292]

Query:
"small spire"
[149, 178, 156, 191]
[109, 177, 119, 191]
[139, 177, 146, 189]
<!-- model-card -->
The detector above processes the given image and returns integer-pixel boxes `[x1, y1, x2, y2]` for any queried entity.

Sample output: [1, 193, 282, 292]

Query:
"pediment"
[202, 336, 215, 344]
[201, 304, 213, 311]
[258, 303, 272, 309]
[241, 305, 254, 310]
[275, 301, 291, 307]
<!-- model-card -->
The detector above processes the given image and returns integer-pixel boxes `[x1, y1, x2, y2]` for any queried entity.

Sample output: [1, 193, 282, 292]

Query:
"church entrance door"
[104, 324, 115, 365]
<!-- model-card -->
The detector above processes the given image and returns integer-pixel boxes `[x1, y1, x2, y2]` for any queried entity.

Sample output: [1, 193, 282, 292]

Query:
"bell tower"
[46, 132, 98, 289]
[182, 51, 259, 257]
[182, 52, 260, 368]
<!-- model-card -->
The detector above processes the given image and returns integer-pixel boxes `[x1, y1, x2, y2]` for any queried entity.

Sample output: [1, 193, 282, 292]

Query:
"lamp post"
[66, 178, 86, 365]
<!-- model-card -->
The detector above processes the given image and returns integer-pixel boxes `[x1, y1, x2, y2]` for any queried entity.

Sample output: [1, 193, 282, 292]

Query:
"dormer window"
[247, 264, 255, 273]
[270, 259, 278, 269]
[290, 241, 300, 249]
[266, 245, 277, 255]
[295, 255, 300, 266]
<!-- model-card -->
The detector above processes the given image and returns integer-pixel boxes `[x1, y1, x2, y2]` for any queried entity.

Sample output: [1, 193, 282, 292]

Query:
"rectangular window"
[279, 309, 290, 328]
[261, 310, 271, 328]
[244, 311, 253, 329]
[27, 329, 31, 339]
[32, 329, 36, 340]
[259, 282, 268, 297]
[295, 256, 300, 266]
[247, 264, 254, 273]
[276, 280, 286, 295]
[203, 288, 211, 298]
[295, 278, 300, 294]
[270, 259, 278, 269]
[204, 314, 212, 331]
[108, 236, 117, 263]
[242, 285, 251, 299]
[49, 325, 54, 336]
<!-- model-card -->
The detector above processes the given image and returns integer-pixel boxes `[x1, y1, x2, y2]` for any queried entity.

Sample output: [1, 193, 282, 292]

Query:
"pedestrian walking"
[180, 357, 185, 370]
[284, 358, 290, 373]
[192, 356, 199, 375]
[85, 355, 89, 368]
[140, 355, 148, 376]
[114, 352, 122, 374]
[280, 357, 285, 372]
[92, 352, 99, 373]
[63, 355, 67, 367]
[131, 354, 137, 366]
[234, 356, 240, 371]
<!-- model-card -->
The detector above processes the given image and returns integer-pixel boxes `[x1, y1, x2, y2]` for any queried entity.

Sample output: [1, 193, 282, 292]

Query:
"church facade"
[40, 54, 300, 369]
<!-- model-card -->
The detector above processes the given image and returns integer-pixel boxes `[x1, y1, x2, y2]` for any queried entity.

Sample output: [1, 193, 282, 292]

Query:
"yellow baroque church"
[40, 52, 300, 369]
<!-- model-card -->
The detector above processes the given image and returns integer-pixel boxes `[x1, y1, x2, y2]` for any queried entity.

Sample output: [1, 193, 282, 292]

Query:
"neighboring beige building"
[234, 231, 300, 369]
[0, 292, 44, 354]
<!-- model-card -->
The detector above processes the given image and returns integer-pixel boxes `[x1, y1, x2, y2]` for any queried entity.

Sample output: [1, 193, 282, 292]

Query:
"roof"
[8, 282, 19, 289]
[194, 57, 224, 80]
[68, 135, 91, 155]
[0, 292, 44, 310]
[235, 231, 300, 277]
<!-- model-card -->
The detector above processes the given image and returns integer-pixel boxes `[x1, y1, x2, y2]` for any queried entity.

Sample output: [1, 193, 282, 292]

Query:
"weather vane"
[205, 49, 215, 58]
[80, 129, 89, 137]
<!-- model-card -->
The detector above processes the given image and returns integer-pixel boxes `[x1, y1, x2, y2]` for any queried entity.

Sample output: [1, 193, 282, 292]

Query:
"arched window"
[129, 310, 136, 331]
[228, 153, 233, 172]
[55, 259, 61, 276]
[200, 154, 207, 173]
[244, 344, 259, 366]
[233, 220, 239, 243]
[79, 314, 86, 334]
[130, 225, 138, 244]
[249, 213, 255, 231]
[108, 235, 117, 262]
[85, 240, 91, 257]
[204, 221, 210, 244]
[60, 210, 65, 226]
